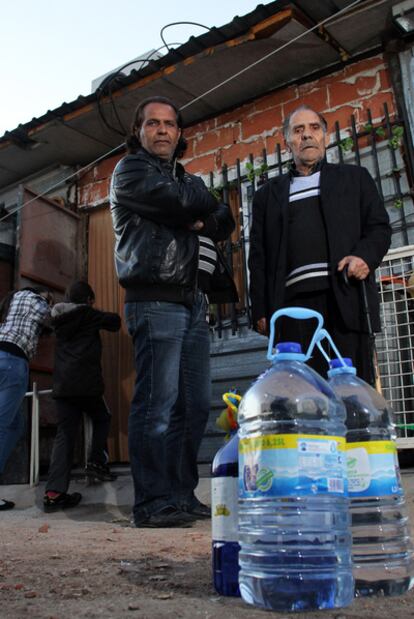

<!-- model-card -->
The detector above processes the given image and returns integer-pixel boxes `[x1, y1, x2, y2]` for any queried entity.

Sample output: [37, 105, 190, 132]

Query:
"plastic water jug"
[327, 355, 414, 596]
[237, 308, 354, 612]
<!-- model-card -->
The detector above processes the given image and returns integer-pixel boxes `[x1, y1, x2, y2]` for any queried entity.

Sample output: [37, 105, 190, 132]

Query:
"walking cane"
[360, 278, 382, 394]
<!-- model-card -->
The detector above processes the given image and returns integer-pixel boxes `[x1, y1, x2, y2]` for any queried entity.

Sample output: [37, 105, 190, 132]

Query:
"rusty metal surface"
[19, 188, 79, 292]
[88, 207, 133, 461]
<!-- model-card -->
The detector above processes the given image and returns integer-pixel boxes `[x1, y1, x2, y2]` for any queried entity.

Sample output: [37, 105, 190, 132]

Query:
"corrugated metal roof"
[0, 0, 406, 191]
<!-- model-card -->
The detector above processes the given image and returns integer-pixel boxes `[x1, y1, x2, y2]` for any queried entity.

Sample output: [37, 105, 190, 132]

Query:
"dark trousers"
[280, 289, 372, 383]
[46, 396, 111, 493]
[124, 292, 210, 523]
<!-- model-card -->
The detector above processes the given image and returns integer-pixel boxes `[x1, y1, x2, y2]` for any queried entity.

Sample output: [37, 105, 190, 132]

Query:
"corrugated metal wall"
[87, 207, 133, 462]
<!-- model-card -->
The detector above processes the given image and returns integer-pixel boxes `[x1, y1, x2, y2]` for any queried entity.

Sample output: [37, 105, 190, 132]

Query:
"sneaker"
[134, 505, 196, 528]
[85, 462, 117, 482]
[43, 492, 82, 513]
[182, 501, 211, 519]
[0, 498, 15, 511]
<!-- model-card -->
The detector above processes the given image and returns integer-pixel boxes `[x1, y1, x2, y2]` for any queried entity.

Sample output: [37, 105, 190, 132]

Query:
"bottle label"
[211, 477, 239, 541]
[239, 434, 346, 498]
[346, 440, 402, 496]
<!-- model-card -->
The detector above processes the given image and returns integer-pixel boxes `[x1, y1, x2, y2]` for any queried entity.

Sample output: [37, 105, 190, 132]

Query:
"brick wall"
[78, 53, 396, 206]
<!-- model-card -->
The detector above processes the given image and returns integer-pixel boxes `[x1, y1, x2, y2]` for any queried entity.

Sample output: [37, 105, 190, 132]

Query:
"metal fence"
[209, 102, 414, 336]
[376, 246, 414, 448]
[206, 104, 414, 448]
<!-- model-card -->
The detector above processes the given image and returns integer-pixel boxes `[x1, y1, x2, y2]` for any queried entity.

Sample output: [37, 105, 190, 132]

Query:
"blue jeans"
[125, 292, 210, 522]
[0, 351, 29, 474]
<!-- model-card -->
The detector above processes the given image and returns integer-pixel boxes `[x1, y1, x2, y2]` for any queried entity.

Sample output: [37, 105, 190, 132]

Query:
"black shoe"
[85, 462, 117, 482]
[43, 492, 82, 513]
[135, 505, 196, 528]
[0, 498, 15, 511]
[182, 501, 211, 519]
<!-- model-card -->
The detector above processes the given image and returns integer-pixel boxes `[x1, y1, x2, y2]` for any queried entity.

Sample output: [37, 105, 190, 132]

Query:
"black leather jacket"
[110, 148, 236, 305]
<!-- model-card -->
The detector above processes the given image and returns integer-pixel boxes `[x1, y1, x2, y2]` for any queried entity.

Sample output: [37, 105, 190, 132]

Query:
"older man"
[249, 104, 391, 380]
[110, 96, 236, 527]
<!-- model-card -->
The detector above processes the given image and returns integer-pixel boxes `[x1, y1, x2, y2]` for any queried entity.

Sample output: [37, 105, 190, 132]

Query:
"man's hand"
[256, 317, 268, 336]
[337, 255, 369, 280]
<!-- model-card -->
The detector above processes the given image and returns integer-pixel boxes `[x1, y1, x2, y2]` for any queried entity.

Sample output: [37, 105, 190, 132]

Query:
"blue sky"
[0, 0, 264, 135]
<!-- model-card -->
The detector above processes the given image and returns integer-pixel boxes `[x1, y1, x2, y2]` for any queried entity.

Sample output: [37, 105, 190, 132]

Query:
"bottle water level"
[351, 492, 413, 596]
[328, 360, 414, 597]
[238, 495, 353, 611]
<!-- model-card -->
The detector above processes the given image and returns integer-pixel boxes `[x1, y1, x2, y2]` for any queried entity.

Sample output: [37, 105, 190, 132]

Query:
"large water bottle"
[238, 308, 354, 612]
[327, 356, 414, 596]
[211, 391, 242, 597]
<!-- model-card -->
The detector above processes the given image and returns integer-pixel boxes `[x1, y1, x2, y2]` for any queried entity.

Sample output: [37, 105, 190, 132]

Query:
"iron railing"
[208, 103, 414, 337]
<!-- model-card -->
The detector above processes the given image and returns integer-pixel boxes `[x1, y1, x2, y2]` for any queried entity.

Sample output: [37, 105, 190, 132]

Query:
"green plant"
[245, 161, 269, 183]
[339, 137, 354, 153]
[389, 125, 404, 150]
[209, 185, 223, 201]
[393, 198, 403, 209]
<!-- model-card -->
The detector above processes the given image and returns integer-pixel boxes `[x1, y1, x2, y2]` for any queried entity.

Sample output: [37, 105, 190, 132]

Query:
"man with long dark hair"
[0, 286, 52, 510]
[110, 96, 236, 527]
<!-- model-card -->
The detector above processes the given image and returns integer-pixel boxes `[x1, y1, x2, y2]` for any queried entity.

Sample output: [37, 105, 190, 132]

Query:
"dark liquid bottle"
[211, 432, 240, 597]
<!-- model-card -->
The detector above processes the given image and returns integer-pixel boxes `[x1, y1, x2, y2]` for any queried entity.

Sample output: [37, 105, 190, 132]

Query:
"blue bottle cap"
[328, 357, 357, 376]
[330, 357, 353, 369]
[273, 341, 306, 361]
[276, 342, 302, 354]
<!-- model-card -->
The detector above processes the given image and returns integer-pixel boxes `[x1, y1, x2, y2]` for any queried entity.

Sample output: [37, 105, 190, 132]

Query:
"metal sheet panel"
[19, 188, 80, 291]
[87, 207, 133, 462]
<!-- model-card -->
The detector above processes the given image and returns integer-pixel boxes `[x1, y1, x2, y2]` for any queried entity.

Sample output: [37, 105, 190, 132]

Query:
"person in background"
[110, 95, 236, 527]
[0, 286, 52, 511]
[43, 281, 121, 513]
[249, 104, 391, 381]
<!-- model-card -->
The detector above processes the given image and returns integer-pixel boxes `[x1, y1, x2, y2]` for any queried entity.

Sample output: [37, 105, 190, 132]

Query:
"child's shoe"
[85, 461, 117, 482]
[43, 491, 82, 513]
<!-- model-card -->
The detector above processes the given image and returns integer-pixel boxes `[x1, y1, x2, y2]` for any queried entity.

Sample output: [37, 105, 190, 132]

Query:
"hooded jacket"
[52, 303, 121, 398]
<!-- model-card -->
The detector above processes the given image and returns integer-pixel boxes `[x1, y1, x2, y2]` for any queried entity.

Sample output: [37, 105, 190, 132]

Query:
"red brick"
[254, 85, 298, 113]
[78, 153, 121, 186]
[78, 179, 110, 207]
[217, 104, 252, 127]
[194, 125, 240, 156]
[328, 73, 381, 109]
[185, 153, 216, 175]
[361, 92, 397, 124]
[221, 139, 266, 167]
[265, 135, 285, 155]
[184, 118, 214, 139]
[283, 87, 329, 121]
[242, 107, 282, 140]
[184, 136, 195, 159]
[323, 105, 363, 135]
[93, 154, 121, 181]
[379, 67, 393, 92]
[343, 54, 384, 79]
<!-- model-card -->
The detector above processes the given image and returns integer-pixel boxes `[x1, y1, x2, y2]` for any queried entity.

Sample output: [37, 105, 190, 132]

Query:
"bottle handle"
[315, 328, 348, 368]
[267, 307, 324, 362]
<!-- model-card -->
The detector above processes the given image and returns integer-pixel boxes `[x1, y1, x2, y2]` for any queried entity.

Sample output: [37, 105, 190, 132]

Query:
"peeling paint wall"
[78, 52, 396, 206]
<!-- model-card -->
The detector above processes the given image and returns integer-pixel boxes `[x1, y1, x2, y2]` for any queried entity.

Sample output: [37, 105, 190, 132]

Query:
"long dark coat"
[248, 162, 392, 333]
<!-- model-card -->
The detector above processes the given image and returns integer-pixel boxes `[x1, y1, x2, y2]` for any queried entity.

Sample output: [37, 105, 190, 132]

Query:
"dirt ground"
[2, 472, 414, 619]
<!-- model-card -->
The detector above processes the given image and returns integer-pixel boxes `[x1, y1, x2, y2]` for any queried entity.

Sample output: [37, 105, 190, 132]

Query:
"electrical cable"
[95, 42, 183, 136]
[179, 0, 362, 111]
[0, 0, 363, 223]
[160, 22, 211, 52]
